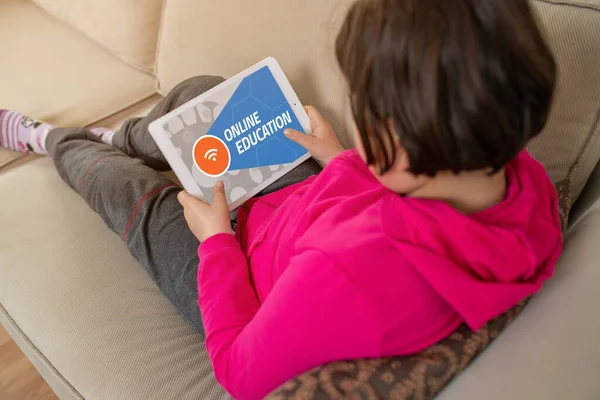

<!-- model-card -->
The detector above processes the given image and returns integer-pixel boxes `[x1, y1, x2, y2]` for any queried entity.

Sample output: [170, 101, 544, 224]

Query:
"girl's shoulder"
[329, 149, 377, 179]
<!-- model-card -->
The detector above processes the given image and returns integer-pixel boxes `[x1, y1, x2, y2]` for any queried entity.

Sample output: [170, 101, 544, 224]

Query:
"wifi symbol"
[193, 135, 230, 177]
[204, 148, 218, 162]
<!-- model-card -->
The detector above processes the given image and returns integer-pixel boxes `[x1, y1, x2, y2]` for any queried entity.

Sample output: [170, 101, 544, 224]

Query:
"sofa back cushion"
[527, 0, 600, 215]
[155, 0, 356, 149]
[32, 0, 164, 73]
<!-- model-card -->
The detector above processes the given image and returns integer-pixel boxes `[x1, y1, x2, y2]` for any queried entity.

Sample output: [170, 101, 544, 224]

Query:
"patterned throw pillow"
[555, 179, 572, 233]
[268, 300, 529, 400]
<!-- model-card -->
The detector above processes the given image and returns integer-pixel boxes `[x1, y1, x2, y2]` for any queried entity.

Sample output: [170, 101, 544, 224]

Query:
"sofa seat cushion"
[0, 155, 230, 399]
[0, 0, 156, 172]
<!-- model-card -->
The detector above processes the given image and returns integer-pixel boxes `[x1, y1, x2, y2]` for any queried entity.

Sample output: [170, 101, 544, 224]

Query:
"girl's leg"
[47, 127, 205, 330]
[110, 75, 227, 170]
[42, 75, 231, 332]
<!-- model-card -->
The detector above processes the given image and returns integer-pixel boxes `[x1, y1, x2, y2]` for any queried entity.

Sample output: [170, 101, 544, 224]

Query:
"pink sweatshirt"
[197, 149, 562, 400]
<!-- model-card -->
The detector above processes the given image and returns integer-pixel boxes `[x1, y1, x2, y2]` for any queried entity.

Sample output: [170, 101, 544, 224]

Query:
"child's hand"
[284, 106, 345, 165]
[177, 182, 232, 242]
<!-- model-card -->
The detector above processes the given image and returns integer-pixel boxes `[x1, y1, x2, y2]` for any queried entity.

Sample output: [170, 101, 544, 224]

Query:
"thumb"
[305, 106, 327, 127]
[211, 181, 229, 212]
[284, 128, 317, 151]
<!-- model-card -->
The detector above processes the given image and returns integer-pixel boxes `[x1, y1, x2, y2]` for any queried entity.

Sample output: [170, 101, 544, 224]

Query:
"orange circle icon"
[192, 135, 231, 177]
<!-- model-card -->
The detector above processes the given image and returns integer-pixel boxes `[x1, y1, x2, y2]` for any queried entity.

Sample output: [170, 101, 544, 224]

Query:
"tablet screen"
[159, 65, 309, 204]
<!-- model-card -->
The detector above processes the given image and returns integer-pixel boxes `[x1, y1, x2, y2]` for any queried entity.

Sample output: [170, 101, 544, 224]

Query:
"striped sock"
[0, 110, 53, 155]
[89, 127, 117, 146]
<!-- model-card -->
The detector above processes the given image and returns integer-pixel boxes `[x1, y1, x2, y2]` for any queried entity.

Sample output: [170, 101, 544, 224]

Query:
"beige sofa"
[1, 0, 599, 399]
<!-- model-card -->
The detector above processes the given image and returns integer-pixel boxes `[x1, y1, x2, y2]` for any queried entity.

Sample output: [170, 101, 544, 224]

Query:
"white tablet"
[148, 57, 312, 210]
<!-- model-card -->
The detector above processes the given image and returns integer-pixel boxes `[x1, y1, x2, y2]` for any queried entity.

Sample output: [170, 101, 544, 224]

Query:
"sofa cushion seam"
[154, 0, 168, 91]
[84, 93, 159, 128]
[568, 108, 600, 188]
[535, 0, 600, 12]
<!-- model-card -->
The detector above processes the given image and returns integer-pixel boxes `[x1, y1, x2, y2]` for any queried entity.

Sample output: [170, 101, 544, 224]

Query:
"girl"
[0, 0, 562, 398]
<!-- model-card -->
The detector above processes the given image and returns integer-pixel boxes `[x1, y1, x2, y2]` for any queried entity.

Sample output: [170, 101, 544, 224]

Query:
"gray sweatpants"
[45, 76, 321, 333]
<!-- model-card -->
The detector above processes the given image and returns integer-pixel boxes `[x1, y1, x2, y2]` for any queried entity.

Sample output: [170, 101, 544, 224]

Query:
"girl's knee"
[171, 75, 226, 99]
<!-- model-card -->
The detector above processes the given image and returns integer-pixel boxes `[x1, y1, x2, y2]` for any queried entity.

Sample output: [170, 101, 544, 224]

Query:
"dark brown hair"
[336, 0, 557, 176]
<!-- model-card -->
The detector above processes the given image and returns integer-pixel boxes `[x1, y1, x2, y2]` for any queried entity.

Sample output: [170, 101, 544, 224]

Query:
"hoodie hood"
[383, 151, 563, 330]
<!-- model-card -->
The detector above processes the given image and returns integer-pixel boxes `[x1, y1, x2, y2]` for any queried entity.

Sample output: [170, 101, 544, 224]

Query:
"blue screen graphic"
[205, 66, 308, 170]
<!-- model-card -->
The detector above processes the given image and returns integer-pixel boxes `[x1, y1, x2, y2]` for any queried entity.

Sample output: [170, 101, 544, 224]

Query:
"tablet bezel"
[148, 57, 313, 210]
